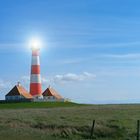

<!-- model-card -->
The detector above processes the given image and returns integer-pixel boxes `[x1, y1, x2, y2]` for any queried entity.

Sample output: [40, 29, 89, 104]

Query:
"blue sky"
[0, 0, 140, 103]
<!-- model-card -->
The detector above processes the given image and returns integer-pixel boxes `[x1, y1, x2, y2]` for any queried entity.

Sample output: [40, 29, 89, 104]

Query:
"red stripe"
[31, 65, 40, 74]
[30, 83, 42, 96]
[32, 50, 39, 56]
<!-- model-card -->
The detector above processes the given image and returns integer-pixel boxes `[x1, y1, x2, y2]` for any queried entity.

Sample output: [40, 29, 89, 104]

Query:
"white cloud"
[52, 72, 96, 83]
[20, 72, 96, 85]
[49, 40, 140, 49]
[94, 41, 140, 48]
[102, 53, 140, 59]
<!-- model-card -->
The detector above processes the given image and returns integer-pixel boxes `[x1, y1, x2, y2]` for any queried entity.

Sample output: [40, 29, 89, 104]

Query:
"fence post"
[137, 120, 140, 140]
[90, 120, 95, 138]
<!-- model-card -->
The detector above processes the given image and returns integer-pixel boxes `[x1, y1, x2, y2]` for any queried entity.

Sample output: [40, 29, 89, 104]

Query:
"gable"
[42, 87, 63, 99]
[6, 85, 33, 99]
[6, 86, 20, 96]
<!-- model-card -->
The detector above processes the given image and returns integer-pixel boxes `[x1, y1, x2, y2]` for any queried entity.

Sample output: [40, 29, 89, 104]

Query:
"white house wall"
[6, 95, 24, 101]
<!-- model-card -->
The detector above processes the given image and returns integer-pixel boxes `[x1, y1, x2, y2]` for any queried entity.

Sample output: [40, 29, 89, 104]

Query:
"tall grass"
[0, 103, 139, 139]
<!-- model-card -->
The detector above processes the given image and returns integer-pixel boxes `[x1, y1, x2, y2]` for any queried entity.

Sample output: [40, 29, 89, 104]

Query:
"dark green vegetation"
[0, 102, 82, 109]
[0, 102, 140, 140]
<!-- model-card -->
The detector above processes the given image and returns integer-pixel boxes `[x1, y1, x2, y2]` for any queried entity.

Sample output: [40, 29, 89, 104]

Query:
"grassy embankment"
[0, 102, 139, 140]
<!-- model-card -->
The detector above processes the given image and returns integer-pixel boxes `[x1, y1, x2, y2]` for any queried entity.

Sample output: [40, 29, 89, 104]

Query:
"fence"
[90, 120, 140, 140]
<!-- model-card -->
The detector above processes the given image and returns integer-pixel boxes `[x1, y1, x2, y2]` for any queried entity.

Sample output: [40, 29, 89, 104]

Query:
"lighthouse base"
[33, 95, 44, 99]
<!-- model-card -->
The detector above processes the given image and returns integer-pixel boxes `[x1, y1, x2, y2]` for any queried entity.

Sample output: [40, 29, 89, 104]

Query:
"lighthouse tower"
[30, 41, 42, 97]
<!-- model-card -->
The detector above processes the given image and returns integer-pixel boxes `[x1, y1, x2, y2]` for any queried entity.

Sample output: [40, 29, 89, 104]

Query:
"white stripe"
[31, 56, 40, 65]
[30, 74, 41, 83]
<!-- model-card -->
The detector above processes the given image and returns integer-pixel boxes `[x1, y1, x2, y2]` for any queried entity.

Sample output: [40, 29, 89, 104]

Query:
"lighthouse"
[30, 39, 42, 98]
[5, 38, 66, 102]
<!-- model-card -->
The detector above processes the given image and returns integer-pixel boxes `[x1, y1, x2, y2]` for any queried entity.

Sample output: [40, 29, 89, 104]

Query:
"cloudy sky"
[0, 0, 140, 103]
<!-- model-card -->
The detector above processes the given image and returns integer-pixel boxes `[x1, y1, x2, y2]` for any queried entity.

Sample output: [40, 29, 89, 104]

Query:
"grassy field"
[0, 102, 139, 140]
[0, 102, 82, 109]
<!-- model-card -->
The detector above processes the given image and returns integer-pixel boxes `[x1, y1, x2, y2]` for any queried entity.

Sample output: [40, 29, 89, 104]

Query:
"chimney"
[17, 82, 21, 86]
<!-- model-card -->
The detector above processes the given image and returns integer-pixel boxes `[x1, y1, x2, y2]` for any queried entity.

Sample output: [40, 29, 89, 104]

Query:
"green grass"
[0, 103, 140, 139]
[0, 101, 82, 109]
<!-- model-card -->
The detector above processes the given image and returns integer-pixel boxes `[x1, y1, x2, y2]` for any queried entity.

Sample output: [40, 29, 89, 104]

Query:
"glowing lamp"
[30, 38, 41, 50]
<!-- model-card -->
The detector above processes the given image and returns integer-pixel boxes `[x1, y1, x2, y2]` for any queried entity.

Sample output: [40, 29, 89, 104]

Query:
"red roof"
[42, 87, 63, 100]
[6, 84, 33, 99]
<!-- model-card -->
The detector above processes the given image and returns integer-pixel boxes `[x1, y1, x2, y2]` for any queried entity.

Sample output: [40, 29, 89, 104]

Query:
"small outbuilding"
[5, 82, 33, 101]
[42, 86, 64, 102]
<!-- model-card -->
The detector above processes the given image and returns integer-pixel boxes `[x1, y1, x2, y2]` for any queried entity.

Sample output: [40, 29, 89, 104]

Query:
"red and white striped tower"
[30, 44, 42, 97]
